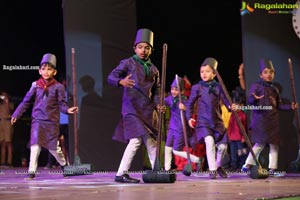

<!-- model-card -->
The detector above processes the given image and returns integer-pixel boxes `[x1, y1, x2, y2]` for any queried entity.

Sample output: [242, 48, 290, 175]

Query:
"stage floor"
[0, 167, 300, 200]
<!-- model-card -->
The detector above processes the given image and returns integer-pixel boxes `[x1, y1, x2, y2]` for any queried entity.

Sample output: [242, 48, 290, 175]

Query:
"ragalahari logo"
[241, 1, 254, 16]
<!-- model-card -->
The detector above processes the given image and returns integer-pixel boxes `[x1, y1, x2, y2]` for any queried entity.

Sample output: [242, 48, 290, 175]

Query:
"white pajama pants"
[245, 143, 279, 169]
[116, 134, 156, 176]
[205, 135, 227, 171]
[28, 143, 66, 173]
[164, 146, 201, 171]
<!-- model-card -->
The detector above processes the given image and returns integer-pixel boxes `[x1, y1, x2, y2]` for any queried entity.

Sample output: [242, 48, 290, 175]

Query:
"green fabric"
[133, 54, 152, 77]
[172, 95, 187, 105]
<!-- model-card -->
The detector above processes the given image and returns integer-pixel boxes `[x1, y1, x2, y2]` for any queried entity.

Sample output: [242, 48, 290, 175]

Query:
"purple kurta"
[12, 81, 69, 150]
[248, 80, 292, 145]
[186, 81, 230, 142]
[164, 95, 189, 150]
[107, 57, 160, 143]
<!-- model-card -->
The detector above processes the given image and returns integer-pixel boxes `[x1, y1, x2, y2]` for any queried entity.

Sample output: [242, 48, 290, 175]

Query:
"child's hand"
[119, 74, 135, 88]
[252, 93, 264, 100]
[188, 118, 196, 128]
[156, 105, 166, 113]
[67, 106, 78, 114]
[231, 103, 239, 111]
[178, 103, 186, 111]
[292, 102, 299, 110]
[11, 117, 17, 125]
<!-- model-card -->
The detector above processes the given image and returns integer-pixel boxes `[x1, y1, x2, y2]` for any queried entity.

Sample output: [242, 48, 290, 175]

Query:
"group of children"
[8, 28, 298, 182]
[108, 28, 298, 183]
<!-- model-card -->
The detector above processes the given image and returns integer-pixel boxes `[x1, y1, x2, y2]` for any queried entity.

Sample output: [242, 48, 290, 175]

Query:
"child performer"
[241, 58, 298, 176]
[11, 53, 78, 180]
[186, 57, 230, 179]
[164, 76, 203, 174]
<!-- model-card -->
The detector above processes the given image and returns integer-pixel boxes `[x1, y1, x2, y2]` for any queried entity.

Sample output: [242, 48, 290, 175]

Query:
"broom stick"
[71, 47, 80, 164]
[63, 48, 93, 176]
[288, 58, 300, 167]
[215, 70, 262, 168]
[175, 74, 193, 175]
[153, 43, 167, 171]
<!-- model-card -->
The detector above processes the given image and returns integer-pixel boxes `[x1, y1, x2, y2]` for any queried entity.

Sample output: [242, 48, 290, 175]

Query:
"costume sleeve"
[219, 84, 231, 110]
[186, 84, 198, 120]
[57, 86, 69, 114]
[12, 82, 37, 119]
[107, 59, 128, 87]
[152, 68, 160, 106]
[277, 98, 293, 110]
[164, 95, 172, 107]
[275, 86, 293, 110]
[248, 82, 260, 105]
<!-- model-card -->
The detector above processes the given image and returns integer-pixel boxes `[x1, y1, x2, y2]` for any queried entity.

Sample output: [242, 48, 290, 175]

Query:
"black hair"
[232, 86, 245, 104]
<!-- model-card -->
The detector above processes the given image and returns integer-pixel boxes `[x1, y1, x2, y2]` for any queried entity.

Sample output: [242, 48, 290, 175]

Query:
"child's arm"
[185, 85, 198, 128]
[278, 101, 298, 111]
[238, 63, 246, 90]
[11, 82, 37, 125]
[248, 82, 264, 105]
[107, 60, 128, 87]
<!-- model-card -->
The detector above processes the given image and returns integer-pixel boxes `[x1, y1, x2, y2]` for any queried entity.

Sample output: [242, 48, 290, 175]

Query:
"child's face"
[200, 65, 215, 82]
[134, 42, 152, 60]
[39, 64, 57, 81]
[170, 87, 180, 98]
[260, 68, 274, 82]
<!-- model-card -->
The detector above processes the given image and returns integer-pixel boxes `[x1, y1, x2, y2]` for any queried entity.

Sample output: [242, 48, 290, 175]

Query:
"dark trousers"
[229, 141, 244, 168]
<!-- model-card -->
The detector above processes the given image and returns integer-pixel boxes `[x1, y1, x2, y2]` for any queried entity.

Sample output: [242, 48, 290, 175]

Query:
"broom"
[288, 58, 300, 172]
[175, 74, 193, 176]
[142, 43, 176, 183]
[215, 69, 269, 179]
[63, 48, 93, 176]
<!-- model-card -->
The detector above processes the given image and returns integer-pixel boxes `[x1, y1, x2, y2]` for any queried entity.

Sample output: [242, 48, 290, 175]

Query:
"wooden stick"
[175, 74, 192, 163]
[71, 48, 79, 157]
[215, 69, 262, 167]
[153, 43, 167, 170]
[288, 58, 300, 146]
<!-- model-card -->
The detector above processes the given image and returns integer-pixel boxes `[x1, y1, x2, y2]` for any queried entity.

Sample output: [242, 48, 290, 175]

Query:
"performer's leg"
[28, 144, 42, 173]
[143, 134, 157, 169]
[49, 141, 66, 167]
[216, 143, 228, 178]
[164, 146, 173, 171]
[172, 150, 201, 163]
[216, 143, 227, 168]
[244, 143, 265, 166]
[116, 137, 142, 176]
[6, 142, 13, 166]
[269, 144, 279, 170]
[0, 140, 5, 165]
[204, 135, 217, 171]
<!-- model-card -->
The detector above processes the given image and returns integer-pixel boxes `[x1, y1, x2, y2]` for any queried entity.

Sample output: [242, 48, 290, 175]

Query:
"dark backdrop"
[1, 0, 243, 170]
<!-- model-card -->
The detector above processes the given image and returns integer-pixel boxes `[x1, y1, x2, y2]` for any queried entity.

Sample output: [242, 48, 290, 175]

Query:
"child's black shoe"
[25, 172, 35, 180]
